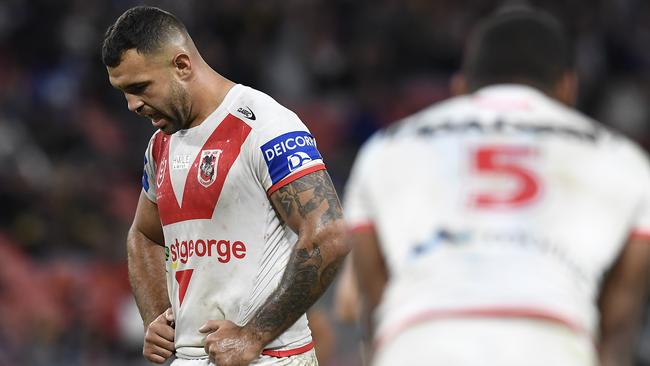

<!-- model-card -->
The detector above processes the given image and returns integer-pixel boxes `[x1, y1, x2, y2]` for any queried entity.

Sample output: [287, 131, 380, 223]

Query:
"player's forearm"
[244, 222, 348, 346]
[127, 225, 171, 326]
[350, 228, 388, 340]
[597, 238, 650, 366]
[598, 300, 644, 366]
[598, 316, 641, 366]
[599, 338, 635, 366]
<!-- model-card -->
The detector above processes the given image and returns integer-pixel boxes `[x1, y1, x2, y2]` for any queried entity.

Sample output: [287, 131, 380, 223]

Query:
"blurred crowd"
[1, 0, 650, 365]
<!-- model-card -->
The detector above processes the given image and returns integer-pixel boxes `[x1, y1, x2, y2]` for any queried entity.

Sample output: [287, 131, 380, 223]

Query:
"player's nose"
[125, 94, 145, 114]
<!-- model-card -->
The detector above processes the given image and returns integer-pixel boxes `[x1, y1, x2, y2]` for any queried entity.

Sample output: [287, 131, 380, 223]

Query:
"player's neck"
[186, 68, 236, 129]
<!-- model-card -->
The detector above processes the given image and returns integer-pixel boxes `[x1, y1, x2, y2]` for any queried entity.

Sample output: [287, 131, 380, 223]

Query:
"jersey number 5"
[470, 145, 540, 209]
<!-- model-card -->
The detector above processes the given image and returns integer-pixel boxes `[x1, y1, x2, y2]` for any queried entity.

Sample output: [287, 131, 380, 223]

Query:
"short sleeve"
[344, 134, 382, 231]
[142, 134, 158, 203]
[254, 113, 326, 195]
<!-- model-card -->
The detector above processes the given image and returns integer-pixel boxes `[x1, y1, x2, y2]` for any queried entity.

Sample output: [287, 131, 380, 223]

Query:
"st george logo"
[198, 149, 222, 187]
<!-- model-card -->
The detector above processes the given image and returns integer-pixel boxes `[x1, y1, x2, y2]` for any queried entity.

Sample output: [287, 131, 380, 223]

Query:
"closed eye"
[124, 82, 150, 95]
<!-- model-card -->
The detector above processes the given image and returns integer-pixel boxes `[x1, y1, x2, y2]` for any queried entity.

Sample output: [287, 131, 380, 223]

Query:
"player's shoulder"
[539, 93, 603, 132]
[225, 85, 321, 174]
[147, 129, 164, 144]
[227, 84, 303, 134]
[380, 94, 470, 140]
[146, 129, 167, 163]
[352, 104, 443, 170]
[551, 100, 650, 173]
[556, 100, 643, 155]
[531, 93, 650, 169]
[608, 132, 650, 173]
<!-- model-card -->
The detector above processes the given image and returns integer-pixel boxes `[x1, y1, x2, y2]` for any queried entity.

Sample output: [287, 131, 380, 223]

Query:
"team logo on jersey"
[157, 159, 167, 188]
[198, 149, 222, 187]
[411, 228, 472, 259]
[261, 131, 322, 184]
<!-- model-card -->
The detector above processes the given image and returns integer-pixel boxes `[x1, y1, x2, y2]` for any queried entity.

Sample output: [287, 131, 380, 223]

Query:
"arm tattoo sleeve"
[273, 170, 342, 222]
[247, 170, 345, 340]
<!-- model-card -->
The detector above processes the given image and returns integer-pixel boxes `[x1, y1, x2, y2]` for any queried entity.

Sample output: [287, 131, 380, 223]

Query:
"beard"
[160, 80, 191, 135]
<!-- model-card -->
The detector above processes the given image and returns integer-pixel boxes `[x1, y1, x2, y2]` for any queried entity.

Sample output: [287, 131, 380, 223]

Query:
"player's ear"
[450, 73, 468, 96]
[553, 71, 577, 107]
[172, 53, 192, 80]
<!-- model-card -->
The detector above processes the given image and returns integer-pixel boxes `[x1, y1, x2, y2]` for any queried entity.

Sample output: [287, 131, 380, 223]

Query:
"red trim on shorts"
[348, 222, 375, 233]
[266, 164, 326, 196]
[630, 229, 650, 241]
[374, 307, 585, 350]
[261, 341, 314, 358]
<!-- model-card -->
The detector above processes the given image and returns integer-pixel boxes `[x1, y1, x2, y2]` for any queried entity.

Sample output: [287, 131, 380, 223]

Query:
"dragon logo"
[197, 149, 222, 188]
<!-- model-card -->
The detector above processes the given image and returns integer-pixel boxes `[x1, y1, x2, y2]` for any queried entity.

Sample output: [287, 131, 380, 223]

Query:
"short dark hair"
[462, 8, 573, 92]
[102, 6, 187, 67]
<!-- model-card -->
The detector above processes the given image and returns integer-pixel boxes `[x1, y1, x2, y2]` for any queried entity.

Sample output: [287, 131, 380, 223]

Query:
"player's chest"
[155, 116, 253, 226]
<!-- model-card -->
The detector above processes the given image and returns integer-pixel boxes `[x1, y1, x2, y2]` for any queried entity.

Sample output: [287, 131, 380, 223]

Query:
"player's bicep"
[269, 170, 343, 234]
[131, 191, 164, 246]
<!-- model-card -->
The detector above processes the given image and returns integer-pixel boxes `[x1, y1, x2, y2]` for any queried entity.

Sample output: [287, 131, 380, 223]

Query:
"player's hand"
[199, 319, 264, 366]
[143, 307, 175, 364]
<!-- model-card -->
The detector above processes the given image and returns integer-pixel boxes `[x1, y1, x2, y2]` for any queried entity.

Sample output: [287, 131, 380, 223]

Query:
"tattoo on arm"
[252, 245, 337, 334]
[273, 170, 342, 225]
[248, 170, 345, 340]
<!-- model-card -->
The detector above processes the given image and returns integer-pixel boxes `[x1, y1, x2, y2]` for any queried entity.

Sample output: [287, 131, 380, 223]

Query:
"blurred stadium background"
[2, 0, 650, 365]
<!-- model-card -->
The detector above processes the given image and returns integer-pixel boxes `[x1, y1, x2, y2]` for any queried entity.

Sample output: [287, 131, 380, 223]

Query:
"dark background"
[2, 0, 650, 365]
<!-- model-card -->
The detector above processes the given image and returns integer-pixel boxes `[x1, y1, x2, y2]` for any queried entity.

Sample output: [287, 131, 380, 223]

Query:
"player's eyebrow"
[117, 81, 151, 94]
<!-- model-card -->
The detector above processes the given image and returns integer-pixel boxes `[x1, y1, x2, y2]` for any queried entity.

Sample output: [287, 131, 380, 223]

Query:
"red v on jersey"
[154, 114, 252, 226]
[175, 269, 194, 306]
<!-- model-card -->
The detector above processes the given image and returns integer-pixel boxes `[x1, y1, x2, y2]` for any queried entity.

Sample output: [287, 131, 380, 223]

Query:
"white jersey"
[142, 84, 325, 359]
[344, 84, 650, 346]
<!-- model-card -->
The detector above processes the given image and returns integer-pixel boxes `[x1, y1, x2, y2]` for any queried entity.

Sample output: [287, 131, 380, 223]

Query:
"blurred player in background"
[346, 7, 650, 366]
[334, 255, 370, 365]
[102, 6, 347, 366]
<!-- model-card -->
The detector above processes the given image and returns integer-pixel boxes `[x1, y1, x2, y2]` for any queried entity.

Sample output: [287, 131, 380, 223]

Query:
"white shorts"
[373, 318, 596, 366]
[171, 349, 318, 366]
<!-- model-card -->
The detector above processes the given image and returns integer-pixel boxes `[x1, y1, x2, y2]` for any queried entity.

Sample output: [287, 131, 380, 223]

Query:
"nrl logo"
[157, 159, 167, 188]
[198, 149, 222, 188]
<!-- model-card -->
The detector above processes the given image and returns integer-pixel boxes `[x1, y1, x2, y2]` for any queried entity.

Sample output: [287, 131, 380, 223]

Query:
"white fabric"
[373, 318, 596, 366]
[344, 84, 650, 355]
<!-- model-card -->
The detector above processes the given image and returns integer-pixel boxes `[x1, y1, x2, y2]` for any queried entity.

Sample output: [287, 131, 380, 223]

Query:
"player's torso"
[157, 115, 260, 311]
[368, 85, 640, 337]
[150, 85, 312, 358]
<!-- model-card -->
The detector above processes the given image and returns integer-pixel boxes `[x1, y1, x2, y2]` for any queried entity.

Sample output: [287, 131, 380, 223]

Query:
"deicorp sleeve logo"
[261, 131, 322, 184]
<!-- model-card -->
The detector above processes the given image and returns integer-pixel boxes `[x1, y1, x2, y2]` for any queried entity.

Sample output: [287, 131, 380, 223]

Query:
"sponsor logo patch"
[197, 149, 222, 187]
[172, 154, 192, 170]
[237, 106, 256, 120]
[287, 151, 312, 172]
[166, 238, 247, 267]
[261, 131, 322, 184]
